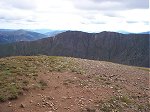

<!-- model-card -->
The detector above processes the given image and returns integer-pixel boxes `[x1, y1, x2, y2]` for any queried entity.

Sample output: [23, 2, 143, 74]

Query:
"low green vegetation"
[94, 95, 150, 112]
[137, 67, 150, 71]
[0, 56, 84, 102]
[97, 96, 132, 112]
[38, 79, 48, 90]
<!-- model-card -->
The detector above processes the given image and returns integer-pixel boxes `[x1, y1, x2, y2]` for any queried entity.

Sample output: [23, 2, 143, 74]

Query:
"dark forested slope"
[0, 31, 149, 67]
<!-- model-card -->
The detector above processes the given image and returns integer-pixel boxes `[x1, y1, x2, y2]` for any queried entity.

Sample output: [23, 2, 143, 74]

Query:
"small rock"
[8, 104, 12, 107]
[37, 94, 41, 96]
[64, 107, 70, 110]
[42, 99, 46, 102]
[42, 104, 46, 107]
[89, 99, 93, 102]
[20, 103, 25, 108]
[62, 96, 67, 99]
[30, 100, 33, 103]
[47, 96, 54, 100]
[145, 88, 149, 90]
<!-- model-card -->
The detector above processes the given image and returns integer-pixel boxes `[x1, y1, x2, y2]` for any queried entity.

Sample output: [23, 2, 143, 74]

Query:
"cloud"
[0, 0, 36, 10]
[26, 19, 37, 23]
[102, 11, 123, 18]
[143, 21, 149, 25]
[81, 21, 106, 25]
[72, 0, 149, 11]
[0, 11, 23, 22]
[126, 21, 138, 24]
[0, 0, 149, 33]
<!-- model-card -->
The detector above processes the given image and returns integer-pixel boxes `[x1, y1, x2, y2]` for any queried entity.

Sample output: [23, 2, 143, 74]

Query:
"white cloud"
[0, 0, 36, 10]
[0, 0, 149, 33]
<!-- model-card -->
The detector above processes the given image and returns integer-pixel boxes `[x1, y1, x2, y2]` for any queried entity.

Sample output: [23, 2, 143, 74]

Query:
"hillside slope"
[0, 29, 46, 44]
[0, 31, 149, 67]
[0, 56, 149, 112]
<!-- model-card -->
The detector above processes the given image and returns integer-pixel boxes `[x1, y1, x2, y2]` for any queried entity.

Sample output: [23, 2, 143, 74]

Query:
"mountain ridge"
[0, 31, 149, 67]
[0, 29, 46, 44]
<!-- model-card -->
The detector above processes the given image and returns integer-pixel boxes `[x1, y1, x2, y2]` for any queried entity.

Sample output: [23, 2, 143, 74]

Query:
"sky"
[0, 0, 149, 33]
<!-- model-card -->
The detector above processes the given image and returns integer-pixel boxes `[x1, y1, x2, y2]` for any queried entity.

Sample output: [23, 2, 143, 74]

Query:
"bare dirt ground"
[0, 57, 149, 112]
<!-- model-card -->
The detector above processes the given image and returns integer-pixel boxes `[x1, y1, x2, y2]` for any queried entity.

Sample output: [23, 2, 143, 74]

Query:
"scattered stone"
[8, 104, 12, 107]
[64, 107, 70, 110]
[145, 88, 149, 90]
[20, 103, 25, 108]
[110, 86, 113, 89]
[43, 100, 46, 102]
[42, 104, 46, 107]
[47, 96, 54, 100]
[54, 86, 59, 89]
[89, 99, 93, 102]
[62, 96, 67, 99]
[37, 94, 42, 96]
[30, 100, 33, 103]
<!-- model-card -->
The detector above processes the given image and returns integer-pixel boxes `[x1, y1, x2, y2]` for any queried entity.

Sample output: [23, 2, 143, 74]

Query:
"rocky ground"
[0, 56, 149, 112]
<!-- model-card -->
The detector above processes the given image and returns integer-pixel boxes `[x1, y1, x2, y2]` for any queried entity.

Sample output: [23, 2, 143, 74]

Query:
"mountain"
[29, 29, 53, 34]
[45, 30, 65, 36]
[117, 30, 131, 34]
[139, 31, 150, 34]
[0, 31, 149, 67]
[0, 29, 14, 32]
[0, 29, 46, 44]
[29, 29, 65, 36]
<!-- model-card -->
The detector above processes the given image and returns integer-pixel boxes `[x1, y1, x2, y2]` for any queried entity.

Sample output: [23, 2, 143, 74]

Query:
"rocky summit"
[0, 56, 149, 112]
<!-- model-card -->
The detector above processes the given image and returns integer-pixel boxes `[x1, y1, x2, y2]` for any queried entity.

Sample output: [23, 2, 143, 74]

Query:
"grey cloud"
[81, 22, 105, 25]
[81, 20, 106, 25]
[26, 20, 37, 23]
[73, 0, 149, 11]
[80, 14, 106, 25]
[103, 11, 123, 18]
[126, 21, 149, 25]
[0, 15, 23, 22]
[126, 21, 138, 24]
[143, 21, 149, 25]
[0, 14, 37, 24]
[0, 0, 36, 10]
[81, 15, 96, 20]
[91, 21, 106, 24]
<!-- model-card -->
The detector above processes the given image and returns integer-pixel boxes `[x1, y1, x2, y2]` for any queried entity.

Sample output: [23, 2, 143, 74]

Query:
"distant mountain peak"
[0, 29, 46, 44]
